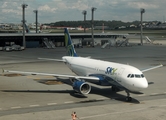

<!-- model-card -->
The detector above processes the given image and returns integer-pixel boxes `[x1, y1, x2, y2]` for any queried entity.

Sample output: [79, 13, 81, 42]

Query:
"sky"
[0, 0, 166, 24]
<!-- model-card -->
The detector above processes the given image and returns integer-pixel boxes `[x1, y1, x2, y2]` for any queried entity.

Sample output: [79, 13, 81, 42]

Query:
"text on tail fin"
[64, 28, 78, 57]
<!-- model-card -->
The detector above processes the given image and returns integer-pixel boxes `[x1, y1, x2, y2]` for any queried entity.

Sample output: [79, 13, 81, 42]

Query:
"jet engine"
[72, 81, 91, 95]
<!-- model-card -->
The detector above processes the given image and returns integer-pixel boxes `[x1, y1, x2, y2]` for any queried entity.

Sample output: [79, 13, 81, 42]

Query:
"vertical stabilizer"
[64, 28, 78, 57]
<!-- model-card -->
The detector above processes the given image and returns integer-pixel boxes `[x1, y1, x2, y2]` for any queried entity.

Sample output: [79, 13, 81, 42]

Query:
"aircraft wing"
[38, 58, 65, 62]
[3, 70, 100, 80]
[141, 64, 163, 72]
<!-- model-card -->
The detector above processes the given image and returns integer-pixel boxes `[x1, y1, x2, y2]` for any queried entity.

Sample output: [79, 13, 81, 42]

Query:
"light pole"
[82, 10, 87, 33]
[22, 3, 28, 48]
[91, 7, 97, 47]
[33, 10, 38, 33]
[140, 8, 145, 45]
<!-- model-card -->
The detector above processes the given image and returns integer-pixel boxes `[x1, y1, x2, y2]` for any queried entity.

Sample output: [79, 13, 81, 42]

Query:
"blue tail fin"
[64, 28, 78, 57]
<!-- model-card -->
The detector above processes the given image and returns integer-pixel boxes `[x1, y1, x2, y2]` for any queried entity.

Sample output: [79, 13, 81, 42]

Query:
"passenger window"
[127, 74, 131, 78]
[130, 74, 134, 78]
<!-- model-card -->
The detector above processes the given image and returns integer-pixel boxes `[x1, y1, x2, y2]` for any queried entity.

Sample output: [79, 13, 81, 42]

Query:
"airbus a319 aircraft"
[4, 28, 163, 102]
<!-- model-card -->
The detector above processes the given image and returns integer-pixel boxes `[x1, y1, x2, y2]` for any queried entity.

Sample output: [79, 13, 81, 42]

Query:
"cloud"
[128, 2, 159, 9]
[1, 2, 8, 8]
[2, 9, 21, 15]
[38, 5, 57, 12]
[52, 0, 89, 11]
[0, 0, 165, 23]
[1, 2, 22, 15]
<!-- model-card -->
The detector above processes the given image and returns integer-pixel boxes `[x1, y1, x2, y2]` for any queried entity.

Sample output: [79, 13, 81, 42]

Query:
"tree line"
[45, 20, 141, 29]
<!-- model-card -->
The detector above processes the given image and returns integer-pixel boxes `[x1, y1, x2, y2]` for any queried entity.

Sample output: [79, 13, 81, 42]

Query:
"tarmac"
[0, 39, 166, 120]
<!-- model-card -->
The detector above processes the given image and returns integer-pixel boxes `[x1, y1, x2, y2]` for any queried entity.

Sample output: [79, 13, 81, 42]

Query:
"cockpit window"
[128, 74, 145, 78]
[130, 74, 134, 78]
[141, 74, 144, 78]
[127, 74, 131, 78]
[135, 74, 141, 78]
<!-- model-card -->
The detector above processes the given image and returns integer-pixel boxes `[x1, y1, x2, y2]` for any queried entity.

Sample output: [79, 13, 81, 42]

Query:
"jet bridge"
[0, 33, 128, 48]
[101, 38, 130, 48]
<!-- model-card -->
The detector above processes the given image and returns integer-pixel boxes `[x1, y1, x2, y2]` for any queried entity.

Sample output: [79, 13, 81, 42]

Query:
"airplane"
[3, 28, 163, 102]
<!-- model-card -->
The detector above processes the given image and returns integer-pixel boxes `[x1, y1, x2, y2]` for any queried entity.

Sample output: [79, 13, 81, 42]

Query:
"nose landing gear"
[112, 86, 133, 102]
[125, 91, 132, 102]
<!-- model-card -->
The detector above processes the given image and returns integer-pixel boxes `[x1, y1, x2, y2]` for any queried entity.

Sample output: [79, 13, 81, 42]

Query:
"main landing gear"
[125, 91, 132, 102]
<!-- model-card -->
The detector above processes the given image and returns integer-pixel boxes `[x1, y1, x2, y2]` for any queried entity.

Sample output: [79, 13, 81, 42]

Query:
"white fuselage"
[62, 56, 148, 92]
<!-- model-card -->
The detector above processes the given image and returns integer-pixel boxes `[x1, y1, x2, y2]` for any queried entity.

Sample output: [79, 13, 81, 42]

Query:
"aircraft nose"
[140, 78, 148, 89]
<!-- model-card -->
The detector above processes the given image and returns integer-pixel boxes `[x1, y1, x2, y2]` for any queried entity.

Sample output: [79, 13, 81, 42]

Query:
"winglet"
[64, 28, 78, 57]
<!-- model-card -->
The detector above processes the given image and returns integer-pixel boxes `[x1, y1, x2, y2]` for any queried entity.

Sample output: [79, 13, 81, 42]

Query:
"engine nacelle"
[72, 81, 91, 95]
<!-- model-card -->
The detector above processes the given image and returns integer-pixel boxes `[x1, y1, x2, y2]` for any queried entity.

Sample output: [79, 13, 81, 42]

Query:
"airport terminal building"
[0, 33, 127, 48]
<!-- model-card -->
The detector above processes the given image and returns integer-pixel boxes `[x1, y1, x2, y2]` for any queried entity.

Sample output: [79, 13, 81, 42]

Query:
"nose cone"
[143, 79, 148, 88]
[139, 78, 148, 89]
[127, 76, 149, 92]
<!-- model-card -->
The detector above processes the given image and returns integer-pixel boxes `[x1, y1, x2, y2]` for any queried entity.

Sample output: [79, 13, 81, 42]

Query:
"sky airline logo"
[105, 67, 117, 75]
